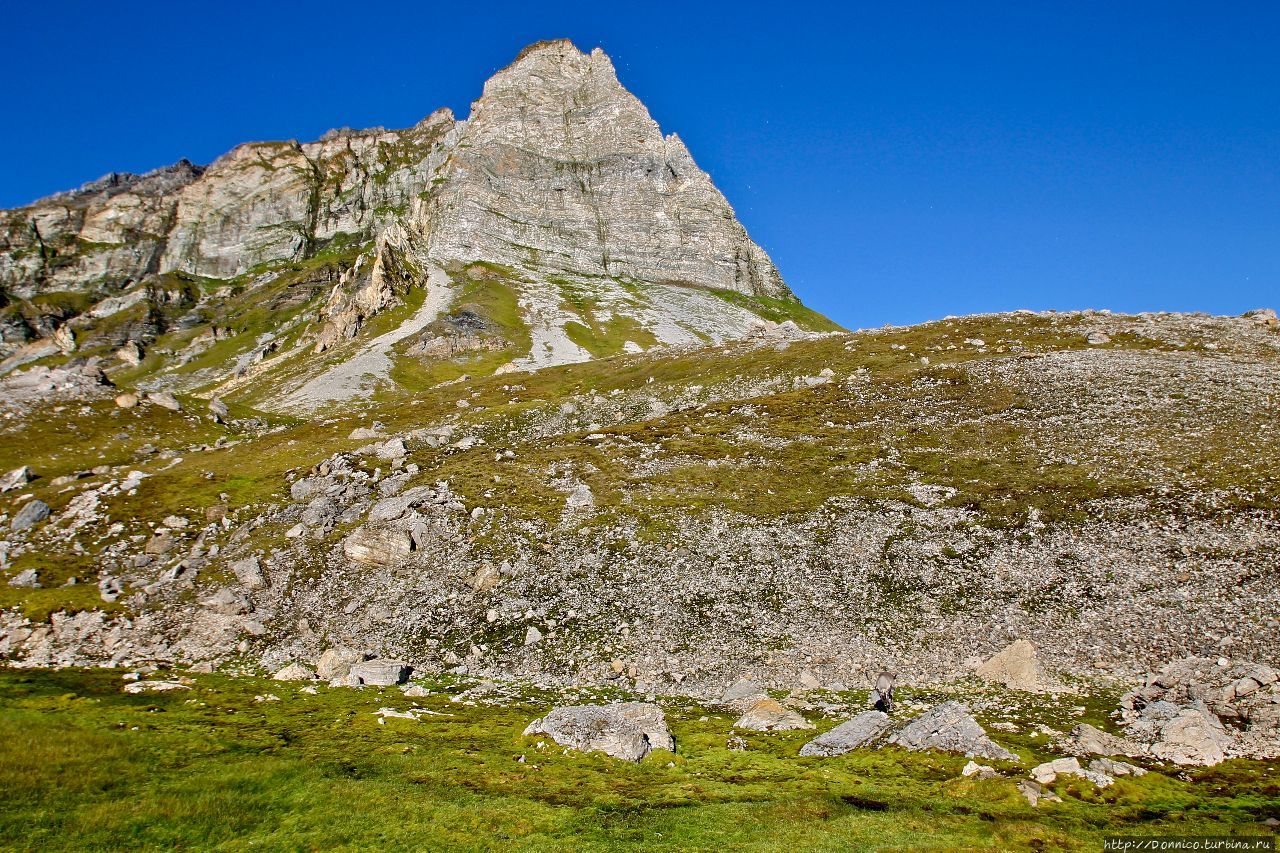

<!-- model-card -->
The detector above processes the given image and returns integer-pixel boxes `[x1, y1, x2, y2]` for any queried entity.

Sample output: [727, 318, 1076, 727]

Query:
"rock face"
[799, 711, 891, 756]
[1, 40, 807, 379]
[420, 41, 788, 298]
[889, 702, 1018, 762]
[523, 702, 674, 762]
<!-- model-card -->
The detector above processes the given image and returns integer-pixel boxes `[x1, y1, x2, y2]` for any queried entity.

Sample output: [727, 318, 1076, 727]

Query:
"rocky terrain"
[0, 38, 1277, 810]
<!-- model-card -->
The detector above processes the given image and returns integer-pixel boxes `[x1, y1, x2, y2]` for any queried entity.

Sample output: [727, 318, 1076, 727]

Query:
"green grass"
[709, 289, 847, 333]
[0, 669, 1275, 851]
[387, 269, 533, 391]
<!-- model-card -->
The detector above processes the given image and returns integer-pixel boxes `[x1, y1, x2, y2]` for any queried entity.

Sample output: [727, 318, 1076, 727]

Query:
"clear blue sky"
[2, 1, 1276, 328]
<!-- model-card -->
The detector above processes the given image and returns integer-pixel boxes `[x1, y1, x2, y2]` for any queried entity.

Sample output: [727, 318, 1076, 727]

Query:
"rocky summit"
[1, 40, 828, 413]
[0, 42, 1279, 847]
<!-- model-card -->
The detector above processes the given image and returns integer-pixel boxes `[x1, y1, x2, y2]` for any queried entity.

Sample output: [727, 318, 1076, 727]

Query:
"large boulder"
[974, 639, 1055, 693]
[317, 646, 364, 681]
[523, 702, 674, 762]
[733, 698, 813, 731]
[799, 711, 891, 757]
[889, 701, 1018, 762]
[350, 659, 411, 687]
[10, 500, 50, 532]
[342, 527, 413, 566]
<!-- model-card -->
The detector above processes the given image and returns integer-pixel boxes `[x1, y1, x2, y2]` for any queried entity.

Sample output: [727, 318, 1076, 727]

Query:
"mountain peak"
[0, 42, 826, 403]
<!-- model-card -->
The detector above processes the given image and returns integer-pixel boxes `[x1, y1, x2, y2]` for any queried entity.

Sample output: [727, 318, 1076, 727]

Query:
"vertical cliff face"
[421, 41, 790, 299]
[1, 41, 825, 389]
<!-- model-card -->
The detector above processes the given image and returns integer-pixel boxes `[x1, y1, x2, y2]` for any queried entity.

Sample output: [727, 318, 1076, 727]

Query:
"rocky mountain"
[1, 40, 830, 413]
[0, 41, 1278, 775]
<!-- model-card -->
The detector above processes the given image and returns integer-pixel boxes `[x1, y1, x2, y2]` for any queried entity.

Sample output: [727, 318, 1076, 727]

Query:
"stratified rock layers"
[2, 41, 790, 302]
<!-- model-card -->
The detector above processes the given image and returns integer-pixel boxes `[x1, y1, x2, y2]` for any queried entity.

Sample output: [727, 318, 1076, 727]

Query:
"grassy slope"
[0, 669, 1275, 851]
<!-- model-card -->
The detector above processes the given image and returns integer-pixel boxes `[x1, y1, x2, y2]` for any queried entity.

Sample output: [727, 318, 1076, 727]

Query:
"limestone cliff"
[0, 41, 828, 394]
[419, 41, 789, 298]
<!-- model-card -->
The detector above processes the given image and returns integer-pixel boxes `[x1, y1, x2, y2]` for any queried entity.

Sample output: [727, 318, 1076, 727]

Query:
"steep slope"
[0, 41, 835, 408]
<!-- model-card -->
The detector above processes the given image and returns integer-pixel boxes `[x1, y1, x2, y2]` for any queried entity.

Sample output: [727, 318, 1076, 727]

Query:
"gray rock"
[889, 701, 1018, 762]
[1017, 779, 1062, 806]
[10, 500, 50, 531]
[375, 438, 407, 460]
[201, 588, 249, 615]
[524, 625, 543, 646]
[273, 663, 316, 681]
[0, 466, 30, 493]
[350, 659, 411, 686]
[289, 477, 325, 502]
[523, 702, 674, 762]
[367, 486, 435, 523]
[7, 568, 40, 588]
[1030, 757, 1083, 784]
[423, 42, 789, 301]
[1143, 703, 1233, 766]
[301, 497, 338, 528]
[208, 397, 229, 421]
[147, 391, 182, 411]
[1058, 723, 1144, 758]
[720, 678, 767, 709]
[1089, 757, 1146, 777]
[799, 710, 891, 756]
[229, 556, 265, 589]
[961, 760, 998, 779]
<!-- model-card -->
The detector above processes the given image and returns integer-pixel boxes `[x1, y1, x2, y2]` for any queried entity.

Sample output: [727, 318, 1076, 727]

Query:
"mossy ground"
[0, 669, 1275, 851]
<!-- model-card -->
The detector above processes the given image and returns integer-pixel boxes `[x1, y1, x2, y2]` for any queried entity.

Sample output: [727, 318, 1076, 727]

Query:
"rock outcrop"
[1118, 657, 1280, 763]
[1, 40, 807, 380]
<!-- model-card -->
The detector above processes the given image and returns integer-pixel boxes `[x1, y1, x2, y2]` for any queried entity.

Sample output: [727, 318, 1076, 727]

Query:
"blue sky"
[2, 1, 1276, 328]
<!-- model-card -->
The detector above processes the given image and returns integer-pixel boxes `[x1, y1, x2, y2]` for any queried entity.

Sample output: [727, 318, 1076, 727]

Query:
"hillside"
[1, 305, 1276, 697]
